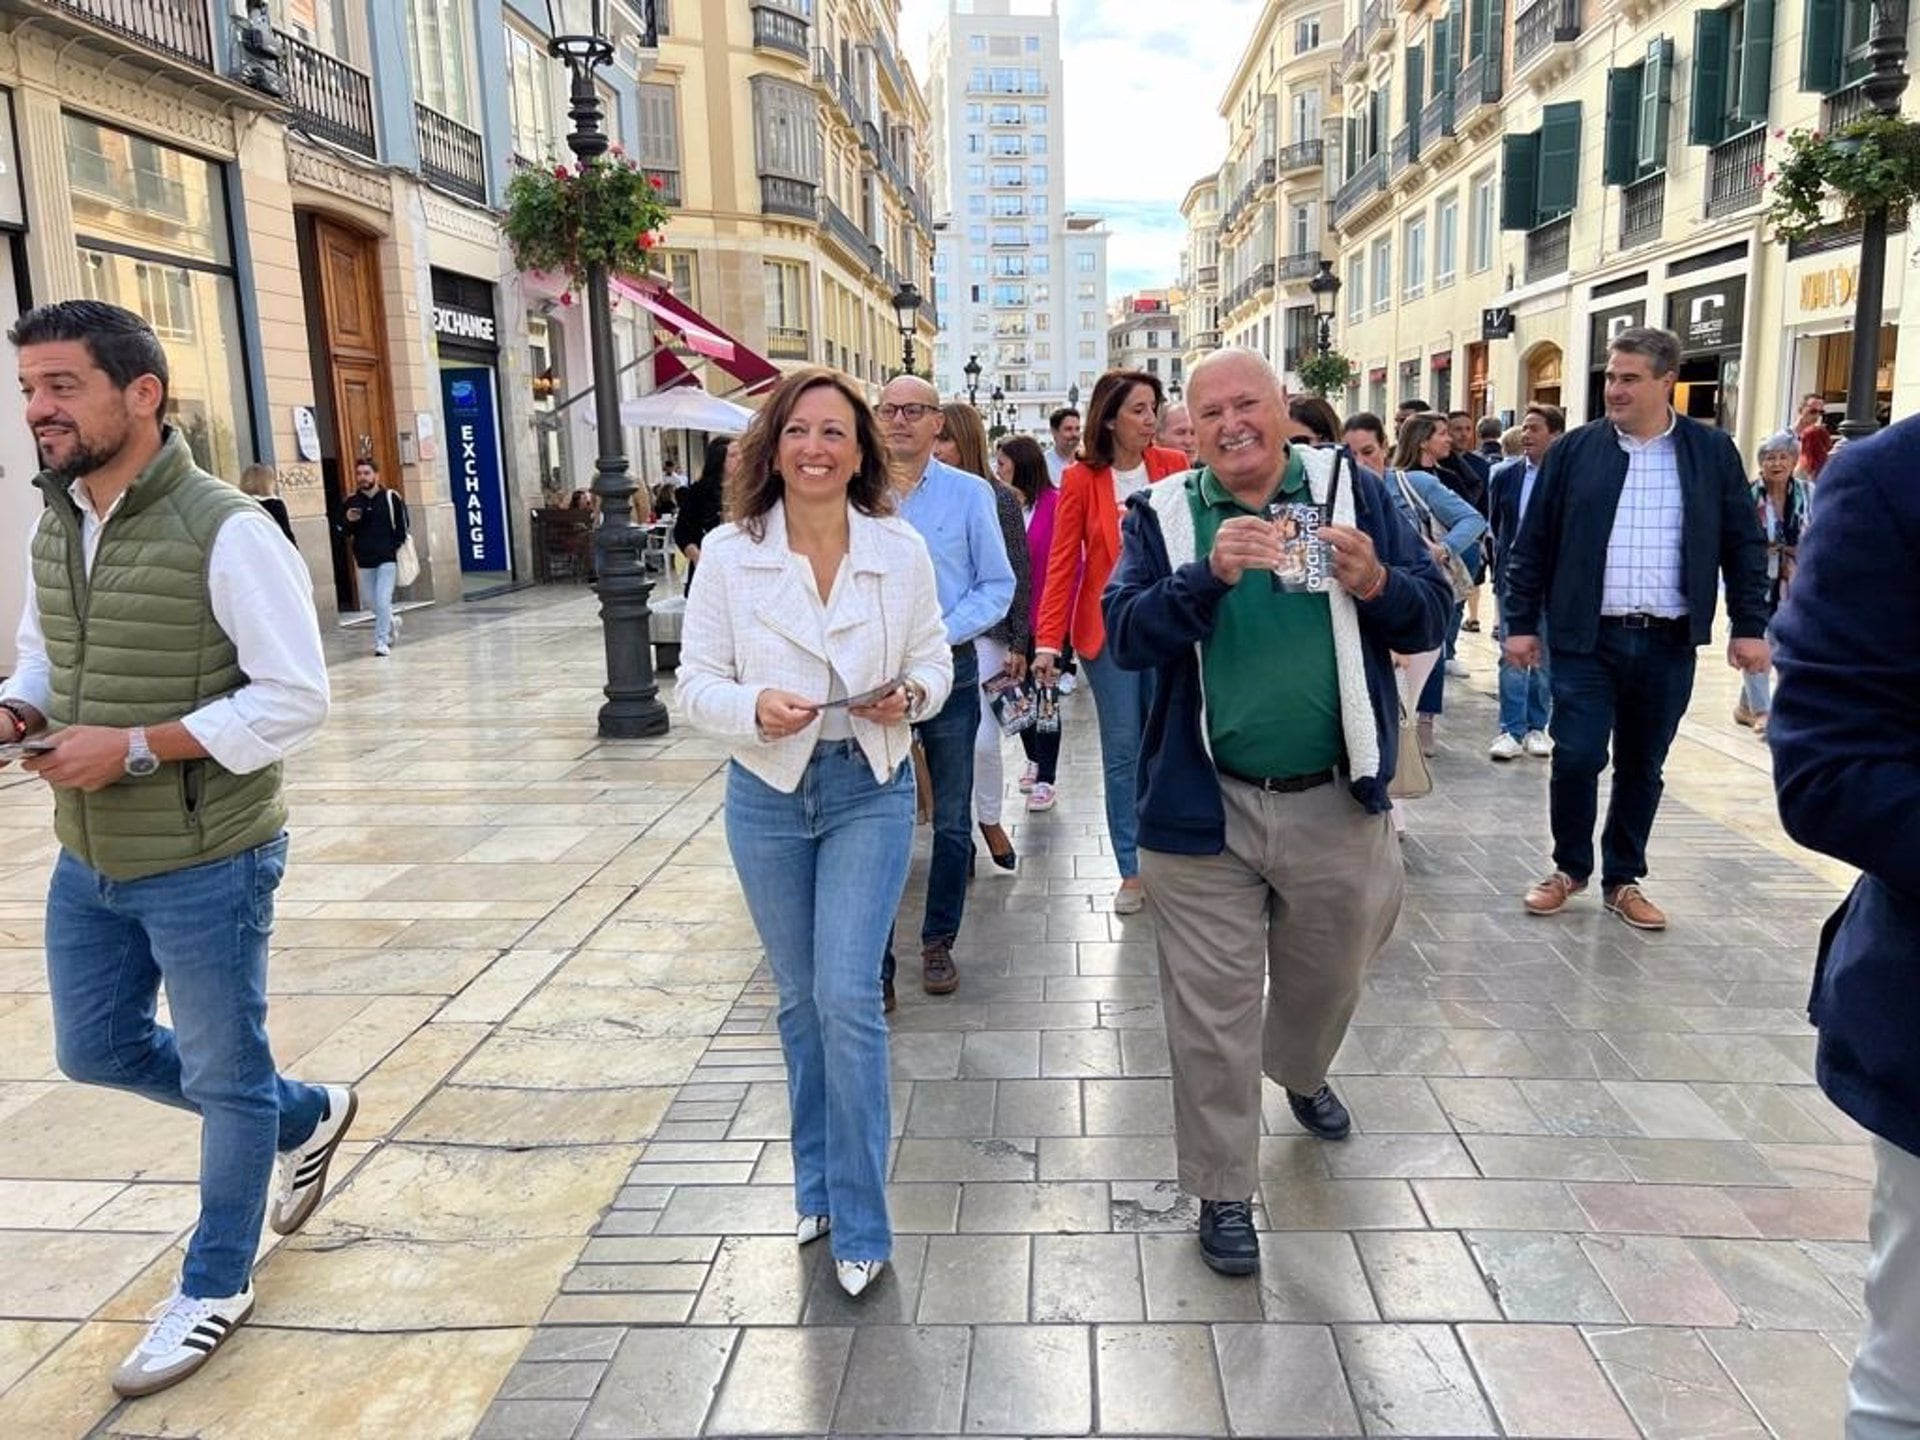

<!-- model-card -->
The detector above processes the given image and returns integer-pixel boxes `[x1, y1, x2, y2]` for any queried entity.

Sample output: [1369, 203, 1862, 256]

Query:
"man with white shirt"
[0, 301, 352, 1398]
[1486, 403, 1564, 761]
[1045, 405, 1081, 486]
[1502, 327, 1769, 930]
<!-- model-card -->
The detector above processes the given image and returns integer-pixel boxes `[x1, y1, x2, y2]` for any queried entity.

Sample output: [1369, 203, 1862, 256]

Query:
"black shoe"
[1198, 1198, 1259, 1276]
[1287, 1085, 1352, 1141]
[883, 978, 896, 1015]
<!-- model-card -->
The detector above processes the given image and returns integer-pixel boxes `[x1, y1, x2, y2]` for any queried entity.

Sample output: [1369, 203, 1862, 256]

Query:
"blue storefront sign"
[440, 366, 511, 575]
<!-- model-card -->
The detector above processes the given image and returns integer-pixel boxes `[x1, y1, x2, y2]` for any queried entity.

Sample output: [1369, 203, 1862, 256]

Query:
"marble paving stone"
[1690, 1236, 1864, 1329]
[1255, 1231, 1381, 1322]
[1609, 1136, 1784, 1186]
[578, 1327, 735, 1439]
[1465, 1230, 1626, 1323]
[905, 1080, 998, 1137]
[0, 1320, 140, 1440]
[801, 1236, 930, 1328]
[495, 1360, 606, 1402]
[0, 1177, 124, 1229]
[1137, 1233, 1264, 1322]
[1038, 1030, 1124, 1078]
[1412, 1177, 1589, 1230]
[1040, 1134, 1177, 1181]
[0, 1230, 174, 1319]
[653, 1184, 798, 1235]
[0, 1083, 202, 1180]
[1703, 1328, 1851, 1440]
[1094, 1324, 1229, 1436]
[690, 1235, 815, 1324]
[1601, 1080, 1745, 1139]
[1335, 1322, 1499, 1437]
[1030, 1233, 1145, 1322]
[894, 1137, 1038, 1183]
[541, 1292, 695, 1325]
[1568, 1181, 1765, 1237]
[1755, 1141, 1878, 1189]
[832, 1325, 971, 1435]
[958, 1180, 1108, 1233]
[1578, 1234, 1743, 1326]
[1459, 1323, 1637, 1438]
[564, 1261, 707, 1291]
[958, 1029, 1042, 1079]
[1262, 1177, 1427, 1230]
[260, 1236, 580, 1329]
[1586, 1326, 1769, 1440]
[1515, 1078, 1647, 1138]
[917, 1233, 1030, 1323]
[963, 1324, 1093, 1436]
[0, 1318, 73, 1394]
[348, 1021, 491, 1137]
[1356, 1230, 1502, 1321]
[454, 1032, 708, 1090]
[305, 1142, 642, 1241]
[1337, 1074, 1453, 1132]
[704, 1325, 854, 1437]
[397, 1085, 675, 1148]
[519, 1327, 629, 1361]
[1212, 1323, 1361, 1437]
[1323, 1132, 1478, 1179]
[1463, 1133, 1633, 1181]
[1082, 1077, 1174, 1135]
[472, 1399, 591, 1439]
[1728, 1184, 1871, 1241]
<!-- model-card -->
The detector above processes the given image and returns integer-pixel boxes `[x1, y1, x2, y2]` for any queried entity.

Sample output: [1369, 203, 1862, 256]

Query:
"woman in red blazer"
[1032, 369, 1191, 914]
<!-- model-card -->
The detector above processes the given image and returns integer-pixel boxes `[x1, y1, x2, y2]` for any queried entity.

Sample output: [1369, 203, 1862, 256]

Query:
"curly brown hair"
[725, 368, 893, 540]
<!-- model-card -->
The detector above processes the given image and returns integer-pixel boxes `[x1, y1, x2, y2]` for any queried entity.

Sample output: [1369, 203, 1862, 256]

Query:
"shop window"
[1603, 37, 1674, 184]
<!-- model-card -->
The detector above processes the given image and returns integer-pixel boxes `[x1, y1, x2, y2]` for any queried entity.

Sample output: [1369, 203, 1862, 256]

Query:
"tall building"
[924, 0, 1109, 435]
[1178, 173, 1224, 377]
[1107, 292, 1186, 392]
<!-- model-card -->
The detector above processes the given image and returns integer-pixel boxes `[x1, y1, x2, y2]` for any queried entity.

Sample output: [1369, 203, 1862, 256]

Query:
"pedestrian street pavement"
[0, 587, 1871, 1439]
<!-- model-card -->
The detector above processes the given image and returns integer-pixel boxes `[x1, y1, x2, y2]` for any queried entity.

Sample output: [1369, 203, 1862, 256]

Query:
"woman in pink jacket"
[996, 435, 1066, 810]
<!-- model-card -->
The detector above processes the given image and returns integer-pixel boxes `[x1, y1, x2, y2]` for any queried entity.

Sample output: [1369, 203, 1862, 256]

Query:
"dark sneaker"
[112, 1286, 254, 1397]
[1198, 1198, 1259, 1276]
[883, 978, 896, 1014]
[1287, 1085, 1353, 1141]
[922, 939, 959, 995]
[270, 1085, 357, 1236]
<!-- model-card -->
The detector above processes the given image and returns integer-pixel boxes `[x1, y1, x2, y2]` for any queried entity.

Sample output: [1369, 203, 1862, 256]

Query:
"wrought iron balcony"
[1514, 0, 1581, 73]
[811, 45, 839, 93]
[766, 326, 809, 360]
[277, 29, 376, 159]
[1279, 251, 1323, 281]
[1340, 27, 1364, 76]
[1390, 124, 1420, 179]
[54, 0, 212, 69]
[1419, 93, 1456, 153]
[759, 174, 817, 220]
[1822, 77, 1872, 133]
[1331, 153, 1388, 230]
[1706, 125, 1767, 219]
[873, 32, 906, 97]
[1364, 0, 1392, 50]
[1278, 139, 1324, 173]
[645, 168, 682, 206]
[750, 3, 809, 60]
[1524, 213, 1571, 283]
[1457, 51, 1504, 121]
[823, 198, 874, 259]
[1196, 263, 1219, 287]
[415, 103, 486, 203]
[1192, 329, 1223, 349]
[1620, 171, 1664, 248]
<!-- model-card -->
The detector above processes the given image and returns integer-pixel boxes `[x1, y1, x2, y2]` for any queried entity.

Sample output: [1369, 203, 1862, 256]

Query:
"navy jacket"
[1485, 455, 1530, 593]
[1102, 457, 1452, 855]
[1770, 418, 1920, 1159]
[1502, 413, 1768, 654]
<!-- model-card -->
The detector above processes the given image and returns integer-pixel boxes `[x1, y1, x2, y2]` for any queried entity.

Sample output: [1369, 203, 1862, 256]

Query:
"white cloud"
[899, 0, 1257, 293]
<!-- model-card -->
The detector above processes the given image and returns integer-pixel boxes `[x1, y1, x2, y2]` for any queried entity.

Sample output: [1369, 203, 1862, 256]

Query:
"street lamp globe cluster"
[1308, 257, 1342, 358]
[546, 0, 669, 738]
[892, 282, 922, 374]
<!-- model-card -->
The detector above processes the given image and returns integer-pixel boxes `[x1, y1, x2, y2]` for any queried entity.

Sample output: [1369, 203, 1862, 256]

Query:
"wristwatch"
[123, 727, 160, 778]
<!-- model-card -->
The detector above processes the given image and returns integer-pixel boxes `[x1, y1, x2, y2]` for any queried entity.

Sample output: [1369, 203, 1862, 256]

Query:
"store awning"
[611, 277, 781, 394]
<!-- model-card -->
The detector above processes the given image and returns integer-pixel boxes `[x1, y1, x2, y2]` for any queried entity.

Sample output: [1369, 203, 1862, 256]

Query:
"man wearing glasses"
[877, 376, 1015, 1006]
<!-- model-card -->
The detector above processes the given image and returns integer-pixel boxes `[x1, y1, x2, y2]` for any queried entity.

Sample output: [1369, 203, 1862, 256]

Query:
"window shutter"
[1641, 36, 1674, 170]
[1535, 102, 1581, 218]
[1431, 17, 1455, 93]
[1406, 43, 1426, 129]
[1690, 8, 1732, 145]
[1604, 66, 1643, 185]
[1485, 0, 1507, 77]
[1738, 0, 1777, 124]
[1501, 130, 1539, 229]
[1800, 0, 1845, 91]
[638, 83, 680, 171]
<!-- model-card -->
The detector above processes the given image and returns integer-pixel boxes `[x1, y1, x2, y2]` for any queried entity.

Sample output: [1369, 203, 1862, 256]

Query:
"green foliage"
[1767, 114, 1920, 244]
[503, 154, 671, 289]
[1295, 349, 1357, 399]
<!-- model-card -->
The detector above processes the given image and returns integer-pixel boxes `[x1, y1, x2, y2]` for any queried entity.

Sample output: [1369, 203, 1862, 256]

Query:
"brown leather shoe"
[1524, 871, 1588, 915]
[921, 939, 959, 995]
[1604, 884, 1667, 931]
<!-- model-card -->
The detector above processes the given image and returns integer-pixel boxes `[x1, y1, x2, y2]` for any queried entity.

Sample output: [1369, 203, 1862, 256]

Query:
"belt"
[1600, 613, 1689, 631]
[1217, 765, 1339, 794]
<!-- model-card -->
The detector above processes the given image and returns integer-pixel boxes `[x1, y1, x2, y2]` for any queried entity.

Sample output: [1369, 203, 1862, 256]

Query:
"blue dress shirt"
[898, 457, 1017, 646]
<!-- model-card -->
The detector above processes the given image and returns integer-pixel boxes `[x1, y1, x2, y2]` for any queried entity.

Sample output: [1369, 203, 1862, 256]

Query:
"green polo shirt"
[1191, 455, 1343, 778]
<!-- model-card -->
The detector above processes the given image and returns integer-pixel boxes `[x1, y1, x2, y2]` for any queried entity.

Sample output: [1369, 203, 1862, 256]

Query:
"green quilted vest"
[31, 429, 288, 881]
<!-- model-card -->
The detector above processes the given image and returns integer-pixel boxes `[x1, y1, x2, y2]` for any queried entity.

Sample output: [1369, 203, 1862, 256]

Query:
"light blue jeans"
[1497, 617, 1552, 739]
[725, 741, 914, 1262]
[1084, 646, 1151, 879]
[1741, 623, 1777, 715]
[358, 561, 397, 649]
[46, 835, 326, 1298]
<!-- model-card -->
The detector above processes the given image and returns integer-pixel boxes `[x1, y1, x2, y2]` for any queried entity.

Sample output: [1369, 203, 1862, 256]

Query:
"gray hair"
[1757, 430, 1799, 458]
[1608, 325, 1682, 378]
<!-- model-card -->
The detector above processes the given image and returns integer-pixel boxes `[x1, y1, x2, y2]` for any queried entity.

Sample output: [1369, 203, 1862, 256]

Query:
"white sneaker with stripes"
[112, 1286, 254, 1397]
[270, 1085, 358, 1236]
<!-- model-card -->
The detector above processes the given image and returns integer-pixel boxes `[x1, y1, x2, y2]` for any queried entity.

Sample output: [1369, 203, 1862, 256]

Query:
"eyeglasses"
[876, 403, 937, 422]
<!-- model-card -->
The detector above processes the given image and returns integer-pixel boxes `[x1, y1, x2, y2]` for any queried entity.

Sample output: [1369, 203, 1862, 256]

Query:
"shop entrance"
[1525, 343, 1564, 409]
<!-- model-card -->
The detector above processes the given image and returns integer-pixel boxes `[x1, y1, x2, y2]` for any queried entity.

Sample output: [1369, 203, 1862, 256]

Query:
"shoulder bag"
[1394, 470, 1474, 603]
[1388, 700, 1433, 800]
[386, 489, 421, 588]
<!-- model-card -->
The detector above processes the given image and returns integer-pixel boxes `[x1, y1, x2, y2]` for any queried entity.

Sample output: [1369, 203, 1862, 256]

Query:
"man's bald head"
[881, 374, 939, 406]
[878, 373, 944, 472]
[1186, 348, 1282, 411]
[1186, 348, 1290, 502]
[1159, 401, 1198, 462]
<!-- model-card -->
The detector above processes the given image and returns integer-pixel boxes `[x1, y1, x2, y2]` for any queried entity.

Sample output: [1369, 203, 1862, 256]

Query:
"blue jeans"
[1085, 644, 1151, 879]
[46, 836, 326, 1298]
[357, 561, 396, 649]
[912, 644, 979, 946]
[1497, 618, 1552, 739]
[1547, 622, 1698, 889]
[1741, 621, 1776, 715]
[726, 742, 914, 1262]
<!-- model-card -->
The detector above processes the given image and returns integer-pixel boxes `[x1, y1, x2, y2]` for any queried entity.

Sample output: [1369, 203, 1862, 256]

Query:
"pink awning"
[611, 277, 781, 394]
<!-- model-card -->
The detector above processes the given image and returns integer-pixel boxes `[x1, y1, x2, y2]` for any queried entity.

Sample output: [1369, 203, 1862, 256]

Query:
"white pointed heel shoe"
[796, 1215, 831, 1247]
[835, 1259, 886, 1297]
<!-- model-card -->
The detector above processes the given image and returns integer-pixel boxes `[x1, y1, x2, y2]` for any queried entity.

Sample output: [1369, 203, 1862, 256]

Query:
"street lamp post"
[989, 384, 1005, 435]
[1067, 383, 1079, 409]
[1308, 257, 1343, 358]
[963, 353, 982, 406]
[546, 0, 668, 738]
[892, 281, 922, 375]
[1840, 0, 1911, 441]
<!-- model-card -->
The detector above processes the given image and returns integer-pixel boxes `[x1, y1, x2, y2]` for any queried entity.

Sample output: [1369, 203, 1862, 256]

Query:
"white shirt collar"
[1614, 409, 1679, 451]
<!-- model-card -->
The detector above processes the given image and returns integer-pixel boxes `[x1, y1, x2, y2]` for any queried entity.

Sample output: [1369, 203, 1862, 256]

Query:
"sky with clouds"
[898, 0, 1263, 296]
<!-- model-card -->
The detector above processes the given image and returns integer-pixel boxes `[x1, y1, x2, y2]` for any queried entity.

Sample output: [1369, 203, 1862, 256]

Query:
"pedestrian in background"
[1477, 415, 1506, 461]
[998, 434, 1066, 812]
[671, 436, 729, 591]
[1486, 403, 1564, 762]
[1393, 413, 1471, 754]
[239, 463, 296, 546]
[1734, 431, 1812, 740]
[1287, 394, 1341, 447]
[677, 368, 953, 1299]
[1159, 401, 1199, 464]
[1795, 391, 1834, 481]
[1447, 410, 1493, 635]
[1032, 368, 1188, 915]
[340, 457, 408, 657]
[1045, 405, 1081, 486]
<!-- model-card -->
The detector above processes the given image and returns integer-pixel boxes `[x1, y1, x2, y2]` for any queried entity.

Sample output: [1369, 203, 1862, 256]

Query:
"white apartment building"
[924, 0, 1109, 434]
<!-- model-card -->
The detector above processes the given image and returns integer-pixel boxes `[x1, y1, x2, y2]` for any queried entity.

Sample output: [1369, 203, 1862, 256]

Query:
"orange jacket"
[1035, 446, 1192, 660]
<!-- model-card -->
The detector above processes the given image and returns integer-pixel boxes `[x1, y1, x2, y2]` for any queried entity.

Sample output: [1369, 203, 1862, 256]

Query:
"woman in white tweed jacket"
[677, 368, 951, 1299]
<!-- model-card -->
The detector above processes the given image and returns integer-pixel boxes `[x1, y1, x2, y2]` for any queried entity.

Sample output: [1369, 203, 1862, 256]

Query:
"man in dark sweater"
[339, 458, 408, 656]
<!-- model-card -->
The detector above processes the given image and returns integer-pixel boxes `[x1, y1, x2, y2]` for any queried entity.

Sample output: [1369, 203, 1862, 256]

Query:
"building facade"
[924, 0, 1110, 436]
[1178, 172, 1223, 377]
[1107, 291, 1186, 392]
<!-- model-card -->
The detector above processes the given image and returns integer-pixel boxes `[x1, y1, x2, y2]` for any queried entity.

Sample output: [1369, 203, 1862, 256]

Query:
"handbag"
[1388, 701, 1433, 800]
[1394, 470, 1475, 603]
[386, 490, 421, 587]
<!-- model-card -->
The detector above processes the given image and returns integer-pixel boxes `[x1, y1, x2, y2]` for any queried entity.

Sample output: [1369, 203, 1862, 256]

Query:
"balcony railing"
[760, 174, 817, 220]
[1822, 77, 1872, 133]
[1196, 263, 1219, 287]
[1620, 171, 1664, 248]
[1514, 0, 1582, 72]
[1340, 27, 1364, 75]
[767, 326, 809, 360]
[415, 103, 486, 203]
[645, 168, 682, 206]
[1390, 124, 1420, 178]
[277, 29, 376, 159]
[54, 0, 212, 69]
[872, 33, 905, 97]
[811, 45, 839, 92]
[751, 3, 809, 59]
[823, 198, 874, 260]
[1363, 0, 1392, 49]
[1419, 92, 1456, 152]
[1278, 139, 1324, 173]
[1278, 251, 1322, 281]
[1706, 125, 1767, 218]
[1457, 51, 1504, 120]
[1192, 329, 1223, 349]
[1331, 153, 1388, 229]
[1524, 213, 1572, 283]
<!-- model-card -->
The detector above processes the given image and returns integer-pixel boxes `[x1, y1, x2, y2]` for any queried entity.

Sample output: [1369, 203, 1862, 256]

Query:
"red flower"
[648, 174, 665, 190]
[639, 233, 656, 250]
[560, 291, 574, 306]
[553, 165, 570, 180]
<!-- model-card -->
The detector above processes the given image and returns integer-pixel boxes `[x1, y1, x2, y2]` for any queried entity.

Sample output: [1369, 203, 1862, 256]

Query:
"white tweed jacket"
[676, 502, 954, 792]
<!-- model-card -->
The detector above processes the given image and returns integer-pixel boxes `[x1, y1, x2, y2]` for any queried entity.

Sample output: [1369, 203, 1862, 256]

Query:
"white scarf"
[1147, 446, 1381, 783]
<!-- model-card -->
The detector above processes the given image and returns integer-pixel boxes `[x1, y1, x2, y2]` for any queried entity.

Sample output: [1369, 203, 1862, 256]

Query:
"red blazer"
[1035, 446, 1191, 660]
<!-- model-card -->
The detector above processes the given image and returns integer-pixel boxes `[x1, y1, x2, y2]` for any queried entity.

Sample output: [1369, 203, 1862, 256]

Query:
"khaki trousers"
[1140, 775, 1403, 1201]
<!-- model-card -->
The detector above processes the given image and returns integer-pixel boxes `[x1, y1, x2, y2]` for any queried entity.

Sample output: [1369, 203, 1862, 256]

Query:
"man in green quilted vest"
[0, 301, 356, 1398]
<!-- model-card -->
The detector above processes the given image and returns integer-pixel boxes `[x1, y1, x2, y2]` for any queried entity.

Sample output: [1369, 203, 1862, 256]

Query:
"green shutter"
[1406, 44, 1426, 130]
[1604, 66, 1643, 186]
[1738, 0, 1777, 124]
[1467, 0, 1486, 58]
[1502, 130, 1539, 230]
[1485, 0, 1506, 80]
[1801, 0, 1845, 90]
[1535, 102, 1582, 218]
[1690, 7, 1732, 145]
[1641, 36, 1674, 170]
[1431, 18, 1455, 94]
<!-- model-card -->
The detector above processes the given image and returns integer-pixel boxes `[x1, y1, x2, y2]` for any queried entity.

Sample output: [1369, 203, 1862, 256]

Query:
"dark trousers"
[884, 644, 979, 981]
[1547, 621, 1697, 889]
[1018, 637, 1061, 784]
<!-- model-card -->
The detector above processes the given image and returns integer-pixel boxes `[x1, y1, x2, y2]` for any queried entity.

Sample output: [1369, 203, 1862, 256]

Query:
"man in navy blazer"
[1503, 326, 1768, 931]
[1485, 404, 1564, 761]
[1770, 416, 1920, 1438]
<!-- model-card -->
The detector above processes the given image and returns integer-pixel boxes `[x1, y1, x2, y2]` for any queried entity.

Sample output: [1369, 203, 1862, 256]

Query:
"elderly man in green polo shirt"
[1104, 349, 1451, 1276]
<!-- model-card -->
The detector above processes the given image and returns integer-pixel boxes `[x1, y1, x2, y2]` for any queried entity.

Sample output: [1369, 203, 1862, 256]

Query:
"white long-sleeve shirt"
[1, 478, 330, 773]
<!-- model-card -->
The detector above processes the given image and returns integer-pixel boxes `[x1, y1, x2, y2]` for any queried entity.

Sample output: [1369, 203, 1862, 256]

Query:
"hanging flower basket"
[1295, 349, 1357, 399]
[1766, 113, 1920, 244]
[504, 152, 671, 290]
